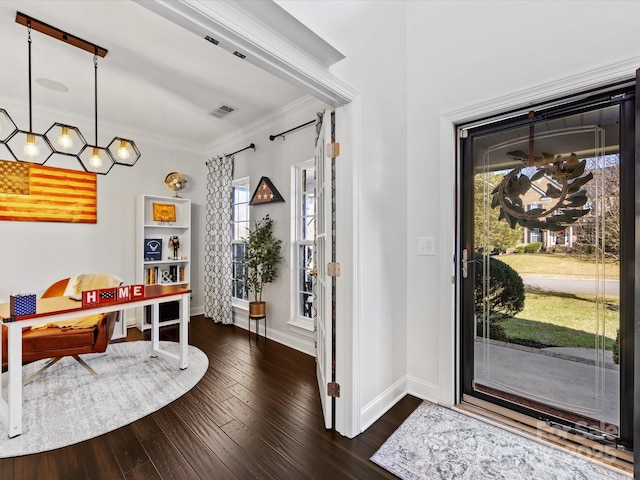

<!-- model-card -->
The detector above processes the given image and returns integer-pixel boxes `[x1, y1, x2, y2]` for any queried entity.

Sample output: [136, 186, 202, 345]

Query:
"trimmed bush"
[524, 242, 542, 253]
[514, 246, 524, 254]
[581, 244, 595, 255]
[474, 254, 525, 341]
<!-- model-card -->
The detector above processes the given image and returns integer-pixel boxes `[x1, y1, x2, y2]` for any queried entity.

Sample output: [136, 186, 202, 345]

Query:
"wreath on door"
[491, 150, 593, 232]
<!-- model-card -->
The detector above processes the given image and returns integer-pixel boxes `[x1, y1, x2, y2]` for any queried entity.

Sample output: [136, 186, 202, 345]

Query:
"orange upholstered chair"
[2, 274, 122, 383]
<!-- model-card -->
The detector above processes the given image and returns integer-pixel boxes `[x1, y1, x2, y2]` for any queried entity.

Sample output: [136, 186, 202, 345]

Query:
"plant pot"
[249, 301, 266, 318]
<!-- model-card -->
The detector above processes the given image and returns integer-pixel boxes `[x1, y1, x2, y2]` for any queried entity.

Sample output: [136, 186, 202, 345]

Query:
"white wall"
[405, 0, 640, 407]
[203, 96, 326, 355]
[277, 0, 409, 430]
[0, 101, 204, 325]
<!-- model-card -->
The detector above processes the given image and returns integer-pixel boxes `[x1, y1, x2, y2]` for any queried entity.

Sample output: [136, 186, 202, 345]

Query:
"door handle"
[461, 248, 475, 279]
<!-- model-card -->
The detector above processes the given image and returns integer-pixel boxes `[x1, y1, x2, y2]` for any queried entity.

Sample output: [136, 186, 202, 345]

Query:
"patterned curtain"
[204, 155, 234, 324]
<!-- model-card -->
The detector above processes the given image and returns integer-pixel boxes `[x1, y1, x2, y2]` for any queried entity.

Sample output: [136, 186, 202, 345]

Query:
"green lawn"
[497, 253, 619, 280]
[499, 290, 619, 350]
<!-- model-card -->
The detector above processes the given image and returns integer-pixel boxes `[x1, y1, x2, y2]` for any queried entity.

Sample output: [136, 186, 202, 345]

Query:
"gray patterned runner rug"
[371, 401, 630, 480]
[0, 340, 208, 457]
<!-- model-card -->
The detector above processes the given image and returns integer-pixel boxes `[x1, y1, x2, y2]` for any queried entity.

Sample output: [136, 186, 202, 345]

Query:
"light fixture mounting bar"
[15, 11, 108, 57]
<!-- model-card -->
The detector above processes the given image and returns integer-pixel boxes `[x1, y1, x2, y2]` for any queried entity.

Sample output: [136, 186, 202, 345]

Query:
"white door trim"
[335, 101, 360, 437]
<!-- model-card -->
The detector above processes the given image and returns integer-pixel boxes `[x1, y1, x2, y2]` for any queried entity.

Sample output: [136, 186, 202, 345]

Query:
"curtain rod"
[226, 143, 255, 157]
[269, 120, 314, 141]
[205, 143, 255, 165]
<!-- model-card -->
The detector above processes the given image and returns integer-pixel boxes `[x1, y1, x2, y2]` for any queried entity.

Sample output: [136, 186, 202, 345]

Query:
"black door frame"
[459, 83, 635, 452]
[633, 68, 640, 480]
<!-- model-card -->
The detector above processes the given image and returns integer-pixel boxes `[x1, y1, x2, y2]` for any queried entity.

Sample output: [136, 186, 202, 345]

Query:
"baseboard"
[230, 309, 315, 356]
[359, 376, 443, 432]
[407, 375, 441, 405]
[232, 316, 315, 357]
[360, 376, 408, 432]
[262, 328, 315, 357]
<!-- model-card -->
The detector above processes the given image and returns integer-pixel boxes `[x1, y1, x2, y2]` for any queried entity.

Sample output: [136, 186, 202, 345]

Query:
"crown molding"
[221, 0, 345, 68]
[135, 0, 358, 108]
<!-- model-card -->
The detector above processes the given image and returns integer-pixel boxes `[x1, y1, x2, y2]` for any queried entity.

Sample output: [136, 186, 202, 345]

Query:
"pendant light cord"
[94, 53, 98, 145]
[27, 23, 32, 133]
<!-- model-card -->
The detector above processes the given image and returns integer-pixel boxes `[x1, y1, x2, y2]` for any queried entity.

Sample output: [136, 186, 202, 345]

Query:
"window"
[231, 178, 250, 302]
[527, 203, 542, 243]
[292, 160, 315, 327]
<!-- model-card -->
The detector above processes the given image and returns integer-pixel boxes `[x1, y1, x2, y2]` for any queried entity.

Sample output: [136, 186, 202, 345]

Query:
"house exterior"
[519, 174, 576, 252]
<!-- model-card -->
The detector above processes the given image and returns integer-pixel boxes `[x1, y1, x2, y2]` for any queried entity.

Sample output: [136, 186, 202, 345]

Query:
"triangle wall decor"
[250, 176, 285, 205]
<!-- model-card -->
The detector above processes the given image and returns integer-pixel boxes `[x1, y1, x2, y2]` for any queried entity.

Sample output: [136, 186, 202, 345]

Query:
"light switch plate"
[418, 236, 435, 256]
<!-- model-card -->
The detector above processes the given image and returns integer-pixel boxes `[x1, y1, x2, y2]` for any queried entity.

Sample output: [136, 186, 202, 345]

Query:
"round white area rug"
[0, 340, 208, 457]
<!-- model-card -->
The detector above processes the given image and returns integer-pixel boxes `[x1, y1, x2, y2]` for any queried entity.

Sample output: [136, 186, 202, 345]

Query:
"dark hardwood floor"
[0, 315, 421, 479]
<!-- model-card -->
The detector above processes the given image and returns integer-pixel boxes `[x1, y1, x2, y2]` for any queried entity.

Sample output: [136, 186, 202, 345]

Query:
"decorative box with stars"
[10, 294, 37, 316]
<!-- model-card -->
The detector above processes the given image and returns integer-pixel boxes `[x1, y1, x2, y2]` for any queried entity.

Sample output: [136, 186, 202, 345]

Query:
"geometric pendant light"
[0, 109, 18, 143]
[108, 136, 141, 166]
[0, 12, 141, 175]
[78, 54, 115, 175]
[44, 123, 87, 157]
[5, 21, 53, 164]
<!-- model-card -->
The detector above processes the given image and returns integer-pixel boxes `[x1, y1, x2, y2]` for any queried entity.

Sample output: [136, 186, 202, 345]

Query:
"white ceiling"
[0, 0, 311, 148]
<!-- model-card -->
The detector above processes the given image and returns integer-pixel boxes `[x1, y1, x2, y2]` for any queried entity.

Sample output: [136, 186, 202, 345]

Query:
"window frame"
[289, 159, 315, 331]
[231, 177, 250, 307]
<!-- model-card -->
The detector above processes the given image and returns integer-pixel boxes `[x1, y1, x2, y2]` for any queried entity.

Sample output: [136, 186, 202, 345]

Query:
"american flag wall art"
[0, 159, 97, 223]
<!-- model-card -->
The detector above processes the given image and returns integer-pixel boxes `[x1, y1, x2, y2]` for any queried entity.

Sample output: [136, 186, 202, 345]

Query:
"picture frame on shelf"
[152, 203, 176, 222]
[144, 238, 162, 261]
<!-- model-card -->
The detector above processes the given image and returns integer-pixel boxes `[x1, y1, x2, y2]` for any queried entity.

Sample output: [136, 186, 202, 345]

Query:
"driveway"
[522, 276, 619, 296]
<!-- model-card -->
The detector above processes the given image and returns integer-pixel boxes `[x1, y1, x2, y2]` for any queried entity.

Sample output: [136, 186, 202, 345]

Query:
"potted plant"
[244, 214, 282, 317]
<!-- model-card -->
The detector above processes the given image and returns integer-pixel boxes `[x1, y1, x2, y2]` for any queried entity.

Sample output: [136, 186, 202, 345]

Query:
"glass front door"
[460, 87, 634, 453]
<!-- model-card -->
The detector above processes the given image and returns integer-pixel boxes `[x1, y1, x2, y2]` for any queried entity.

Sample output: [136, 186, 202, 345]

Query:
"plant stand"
[248, 312, 266, 343]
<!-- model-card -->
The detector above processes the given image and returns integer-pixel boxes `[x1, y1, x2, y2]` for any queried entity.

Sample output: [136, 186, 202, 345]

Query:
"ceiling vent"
[209, 104, 237, 119]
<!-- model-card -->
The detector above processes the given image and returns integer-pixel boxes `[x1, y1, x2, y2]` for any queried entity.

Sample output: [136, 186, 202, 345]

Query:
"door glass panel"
[472, 105, 620, 436]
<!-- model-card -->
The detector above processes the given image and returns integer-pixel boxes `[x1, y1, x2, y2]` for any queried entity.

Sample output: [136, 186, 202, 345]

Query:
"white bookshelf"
[135, 194, 191, 331]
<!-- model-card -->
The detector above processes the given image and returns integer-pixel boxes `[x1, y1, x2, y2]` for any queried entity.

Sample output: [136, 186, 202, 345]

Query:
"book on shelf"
[144, 265, 186, 285]
[145, 266, 160, 285]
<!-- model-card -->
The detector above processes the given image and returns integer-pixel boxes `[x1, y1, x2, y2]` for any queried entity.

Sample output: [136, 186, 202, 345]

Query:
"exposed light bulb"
[89, 147, 103, 168]
[23, 133, 40, 157]
[117, 140, 130, 160]
[57, 126, 73, 149]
